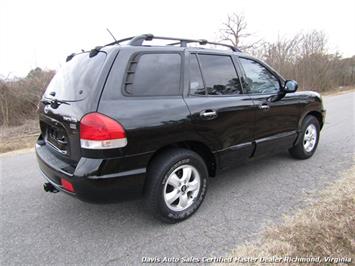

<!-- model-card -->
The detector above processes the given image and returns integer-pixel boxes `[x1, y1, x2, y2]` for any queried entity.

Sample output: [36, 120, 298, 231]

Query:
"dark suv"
[36, 34, 325, 223]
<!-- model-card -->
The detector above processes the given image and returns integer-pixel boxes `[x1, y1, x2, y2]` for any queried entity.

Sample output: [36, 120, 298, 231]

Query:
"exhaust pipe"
[43, 182, 59, 193]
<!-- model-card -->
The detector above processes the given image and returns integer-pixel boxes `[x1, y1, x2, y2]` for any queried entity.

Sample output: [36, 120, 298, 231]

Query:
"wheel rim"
[303, 124, 317, 152]
[163, 164, 201, 212]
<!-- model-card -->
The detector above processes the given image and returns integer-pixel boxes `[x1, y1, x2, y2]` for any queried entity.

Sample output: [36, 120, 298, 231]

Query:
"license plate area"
[46, 125, 69, 155]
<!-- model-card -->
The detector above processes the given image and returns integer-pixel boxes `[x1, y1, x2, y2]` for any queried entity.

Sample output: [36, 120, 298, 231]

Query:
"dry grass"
[227, 163, 355, 265]
[0, 119, 39, 153]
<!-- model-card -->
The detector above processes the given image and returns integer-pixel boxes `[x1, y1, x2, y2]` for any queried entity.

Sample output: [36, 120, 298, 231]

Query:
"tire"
[144, 148, 208, 223]
[289, 115, 320, 159]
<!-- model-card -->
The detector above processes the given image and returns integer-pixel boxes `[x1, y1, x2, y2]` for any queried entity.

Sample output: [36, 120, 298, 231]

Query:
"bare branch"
[219, 12, 261, 51]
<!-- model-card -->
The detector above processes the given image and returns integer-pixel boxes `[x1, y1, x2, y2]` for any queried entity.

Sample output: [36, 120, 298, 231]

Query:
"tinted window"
[198, 54, 242, 95]
[125, 53, 181, 96]
[239, 58, 280, 94]
[189, 54, 205, 95]
[44, 52, 106, 101]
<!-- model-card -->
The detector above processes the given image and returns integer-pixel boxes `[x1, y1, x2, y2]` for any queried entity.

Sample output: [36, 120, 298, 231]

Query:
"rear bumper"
[36, 143, 147, 202]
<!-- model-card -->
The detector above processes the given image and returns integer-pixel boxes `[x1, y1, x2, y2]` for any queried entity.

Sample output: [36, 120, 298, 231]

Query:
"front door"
[237, 56, 301, 156]
[184, 53, 255, 169]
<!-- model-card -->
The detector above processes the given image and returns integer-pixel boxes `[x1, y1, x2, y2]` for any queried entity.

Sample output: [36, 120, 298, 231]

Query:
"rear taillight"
[80, 113, 127, 149]
[61, 178, 74, 192]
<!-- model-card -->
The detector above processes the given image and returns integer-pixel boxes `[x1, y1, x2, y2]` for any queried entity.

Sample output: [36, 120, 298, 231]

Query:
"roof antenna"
[106, 28, 117, 42]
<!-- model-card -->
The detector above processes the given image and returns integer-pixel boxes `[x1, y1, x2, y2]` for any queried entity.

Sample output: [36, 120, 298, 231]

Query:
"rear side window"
[198, 54, 242, 95]
[124, 53, 181, 96]
[189, 54, 205, 95]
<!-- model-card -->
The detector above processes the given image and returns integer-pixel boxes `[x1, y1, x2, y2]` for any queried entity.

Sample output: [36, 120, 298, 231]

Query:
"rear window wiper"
[40, 98, 70, 109]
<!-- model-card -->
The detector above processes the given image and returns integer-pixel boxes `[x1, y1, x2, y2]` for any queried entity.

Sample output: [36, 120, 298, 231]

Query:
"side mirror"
[283, 80, 298, 93]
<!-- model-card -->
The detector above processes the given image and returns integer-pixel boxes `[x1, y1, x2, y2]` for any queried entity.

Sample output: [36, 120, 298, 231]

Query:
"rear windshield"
[44, 52, 106, 101]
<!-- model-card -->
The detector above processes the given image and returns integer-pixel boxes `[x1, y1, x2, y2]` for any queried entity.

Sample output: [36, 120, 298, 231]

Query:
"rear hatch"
[38, 51, 108, 162]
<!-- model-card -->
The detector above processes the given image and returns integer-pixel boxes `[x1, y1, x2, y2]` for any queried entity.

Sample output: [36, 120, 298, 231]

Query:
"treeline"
[253, 31, 355, 91]
[0, 68, 54, 126]
[220, 13, 355, 91]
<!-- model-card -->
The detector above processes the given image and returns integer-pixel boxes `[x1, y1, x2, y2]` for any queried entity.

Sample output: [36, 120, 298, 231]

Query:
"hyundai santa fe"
[36, 34, 326, 223]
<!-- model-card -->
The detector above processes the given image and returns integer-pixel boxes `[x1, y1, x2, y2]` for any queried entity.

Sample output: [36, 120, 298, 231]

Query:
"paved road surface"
[1, 92, 354, 265]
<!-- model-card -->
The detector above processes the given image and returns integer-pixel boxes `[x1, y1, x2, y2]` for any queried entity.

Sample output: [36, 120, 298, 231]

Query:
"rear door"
[183, 52, 255, 169]
[38, 50, 115, 162]
[237, 56, 301, 156]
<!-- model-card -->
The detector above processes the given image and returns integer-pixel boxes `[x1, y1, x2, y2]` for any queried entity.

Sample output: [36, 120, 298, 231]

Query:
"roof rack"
[104, 34, 241, 52]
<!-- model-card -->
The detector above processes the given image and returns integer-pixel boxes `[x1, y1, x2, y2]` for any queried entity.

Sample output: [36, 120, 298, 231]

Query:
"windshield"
[44, 52, 106, 101]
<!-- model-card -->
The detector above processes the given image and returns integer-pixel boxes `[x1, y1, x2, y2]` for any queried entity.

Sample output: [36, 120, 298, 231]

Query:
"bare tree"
[219, 12, 261, 50]
[255, 29, 355, 91]
[0, 68, 55, 126]
[300, 30, 327, 57]
[260, 34, 302, 78]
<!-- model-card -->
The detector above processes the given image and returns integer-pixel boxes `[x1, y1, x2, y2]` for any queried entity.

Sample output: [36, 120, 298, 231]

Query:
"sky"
[1, 0, 354, 78]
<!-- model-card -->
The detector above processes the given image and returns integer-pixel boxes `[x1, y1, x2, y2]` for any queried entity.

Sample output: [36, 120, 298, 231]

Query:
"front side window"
[125, 53, 181, 96]
[198, 54, 242, 96]
[239, 58, 280, 94]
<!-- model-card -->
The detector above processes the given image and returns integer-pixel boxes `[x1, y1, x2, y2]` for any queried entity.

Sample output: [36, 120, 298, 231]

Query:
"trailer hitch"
[43, 182, 59, 193]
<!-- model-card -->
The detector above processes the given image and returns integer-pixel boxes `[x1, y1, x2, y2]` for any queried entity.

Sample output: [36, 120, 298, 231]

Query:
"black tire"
[289, 115, 320, 159]
[144, 148, 208, 223]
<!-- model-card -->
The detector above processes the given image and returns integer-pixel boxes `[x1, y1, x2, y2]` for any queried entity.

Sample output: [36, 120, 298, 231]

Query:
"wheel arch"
[294, 110, 323, 146]
[146, 140, 217, 178]
[299, 110, 324, 130]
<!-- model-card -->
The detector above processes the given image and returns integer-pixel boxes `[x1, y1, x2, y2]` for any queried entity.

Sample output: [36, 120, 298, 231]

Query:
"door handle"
[258, 104, 270, 111]
[200, 110, 217, 119]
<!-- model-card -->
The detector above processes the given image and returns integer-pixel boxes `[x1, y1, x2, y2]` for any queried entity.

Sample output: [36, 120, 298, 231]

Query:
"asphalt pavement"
[1, 92, 354, 265]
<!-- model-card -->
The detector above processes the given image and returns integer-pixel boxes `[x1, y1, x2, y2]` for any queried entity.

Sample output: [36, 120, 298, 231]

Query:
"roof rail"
[104, 34, 241, 52]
